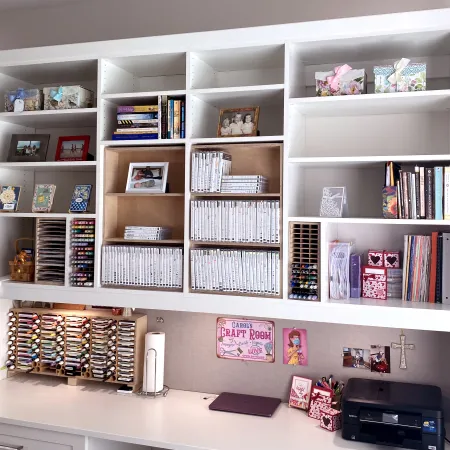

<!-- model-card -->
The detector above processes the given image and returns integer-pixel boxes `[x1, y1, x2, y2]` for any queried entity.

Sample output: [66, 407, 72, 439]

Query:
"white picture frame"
[125, 162, 169, 193]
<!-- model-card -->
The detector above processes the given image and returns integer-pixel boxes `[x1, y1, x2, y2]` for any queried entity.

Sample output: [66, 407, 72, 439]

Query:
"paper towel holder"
[139, 348, 169, 398]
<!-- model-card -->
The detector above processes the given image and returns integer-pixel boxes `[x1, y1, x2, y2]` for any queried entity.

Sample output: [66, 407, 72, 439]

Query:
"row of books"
[124, 226, 172, 241]
[402, 232, 450, 303]
[190, 249, 280, 295]
[112, 99, 185, 141]
[383, 163, 450, 219]
[101, 246, 183, 288]
[190, 200, 280, 243]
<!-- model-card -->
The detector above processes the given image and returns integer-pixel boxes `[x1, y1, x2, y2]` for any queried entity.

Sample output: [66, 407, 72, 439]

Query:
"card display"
[0, 186, 21, 211]
[70, 219, 95, 287]
[32, 184, 56, 213]
[69, 184, 92, 212]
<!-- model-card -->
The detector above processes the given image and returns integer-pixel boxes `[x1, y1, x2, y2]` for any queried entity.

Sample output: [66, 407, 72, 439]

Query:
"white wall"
[0, 0, 449, 50]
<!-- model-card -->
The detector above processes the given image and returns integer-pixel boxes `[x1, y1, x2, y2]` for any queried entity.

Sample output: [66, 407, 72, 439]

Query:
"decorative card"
[289, 376, 312, 410]
[32, 184, 56, 213]
[308, 386, 333, 419]
[382, 186, 398, 219]
[320, 187, 346, 218]
[283, 328, 308, 365]
[69, 184, 92, 212]
[0, 186, 21, 212]
[216, 318, 274, 363]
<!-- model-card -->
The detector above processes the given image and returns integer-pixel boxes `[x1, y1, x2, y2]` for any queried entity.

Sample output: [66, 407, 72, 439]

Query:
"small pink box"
[384, 251, 400, 268]
[368, 250, 384, 266]
[319, 404, 342, 432]
[362, 266, 387, 300]
[308, 386, 333, 419]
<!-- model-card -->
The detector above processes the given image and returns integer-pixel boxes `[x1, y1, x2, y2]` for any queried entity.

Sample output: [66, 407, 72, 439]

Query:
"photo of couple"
[218, 107, 259, 137]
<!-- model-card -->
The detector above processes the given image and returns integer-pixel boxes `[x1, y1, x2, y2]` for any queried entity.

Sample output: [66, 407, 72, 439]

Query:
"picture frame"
[217, 107, 260, 137]
[125, 162, 169, 193]
[0, 186, 21, 212]
[55, 135, 90, 161]
[8, 134, 50, 162]
[289, 376, 312, 410]
[32, 184, 56, 213]
[69, 184, 92, 213]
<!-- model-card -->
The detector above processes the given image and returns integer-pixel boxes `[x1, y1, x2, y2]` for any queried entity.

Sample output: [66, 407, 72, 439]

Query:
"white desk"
[0, 375, 445, 450]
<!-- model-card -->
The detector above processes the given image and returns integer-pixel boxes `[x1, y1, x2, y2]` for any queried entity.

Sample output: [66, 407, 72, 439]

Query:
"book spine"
[173, 100, 181, 139]
[425, 168, 433, 220]
[414, 167, 420, 219]
[410, 173, 416, 220]
[180, 101, 185, 139]
[445, 167, 450, 219]
[402, 235, 409, 301]
[398, 170, 404, 219]
[116, 128, 158, 133]
[168, 100, 173, 139]
[436, 232, 443, 303]
[158, 95, 162, 139]
[435, 167, 443, 220]
[397, 180, 402, 219]
[111, 134, 158, 140]
[160, 95, 168, 139]
[117, 106, 158, 113]
[407, 235, 415, 302]
[419, 166, 425, 218]
[429, 231, 438, 303]
[117, 113, 158, 120]
[402, 171, 410, 219]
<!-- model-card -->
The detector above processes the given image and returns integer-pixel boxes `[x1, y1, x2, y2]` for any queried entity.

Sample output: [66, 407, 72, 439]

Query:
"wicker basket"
[9, 238, 35, 282]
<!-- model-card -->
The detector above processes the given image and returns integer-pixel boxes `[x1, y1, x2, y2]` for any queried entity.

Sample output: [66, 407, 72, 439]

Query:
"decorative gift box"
[5, 88, 43, 112]
[315, 65, 366, 96]
[374, 58, 426, 94]
[308, 386, 333, 419]
[362, 266, 387, 300]
[319, 404, 342, 432]
[43, 85, 95, 110]
[368, 250, 384, 267]
[384, 251, 400, 268]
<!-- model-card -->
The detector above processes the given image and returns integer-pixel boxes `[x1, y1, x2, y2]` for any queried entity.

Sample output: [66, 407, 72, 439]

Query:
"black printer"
[342, 378, 445, 450]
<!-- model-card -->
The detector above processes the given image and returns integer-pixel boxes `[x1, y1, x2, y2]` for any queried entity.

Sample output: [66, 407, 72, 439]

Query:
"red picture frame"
[55, 135, 90, 161]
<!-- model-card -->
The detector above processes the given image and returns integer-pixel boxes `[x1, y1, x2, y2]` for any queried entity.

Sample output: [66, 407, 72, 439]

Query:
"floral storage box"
[374, 58, 426, 93]
[4, 88, 43, 112]
[43, 85, 95, 110]
[315, 65, 366, 96]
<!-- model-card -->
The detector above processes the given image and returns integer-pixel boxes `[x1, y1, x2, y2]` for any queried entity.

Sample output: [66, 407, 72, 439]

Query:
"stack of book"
[112, 96, 185, 141]
[387, 268, 402, 298]
[383, 163, 450, 219]
[124, 226, 172, 241]
[190, 200, 280, 243]
[221, 175, 268, 194]
[191, 151, 232, 192]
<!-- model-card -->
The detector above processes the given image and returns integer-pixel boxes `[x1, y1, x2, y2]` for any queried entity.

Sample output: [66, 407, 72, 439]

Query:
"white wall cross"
[391, 330, 415, 370]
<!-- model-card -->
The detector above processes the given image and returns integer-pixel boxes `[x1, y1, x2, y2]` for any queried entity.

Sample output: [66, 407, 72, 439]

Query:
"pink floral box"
[315, 68, 366, 96]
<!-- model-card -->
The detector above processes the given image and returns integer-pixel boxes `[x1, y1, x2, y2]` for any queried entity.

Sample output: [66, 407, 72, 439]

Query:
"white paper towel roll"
[143, 331, 165, 393]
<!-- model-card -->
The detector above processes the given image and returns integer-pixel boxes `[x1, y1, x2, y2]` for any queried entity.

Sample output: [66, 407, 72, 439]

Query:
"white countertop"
[0, 375, 445, 450]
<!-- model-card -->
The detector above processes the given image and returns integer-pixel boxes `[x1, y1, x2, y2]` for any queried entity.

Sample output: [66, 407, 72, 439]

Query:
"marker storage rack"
[70, 219, 95, 287]
[6, 308, 147, 392]
[289, 222, 320, 301]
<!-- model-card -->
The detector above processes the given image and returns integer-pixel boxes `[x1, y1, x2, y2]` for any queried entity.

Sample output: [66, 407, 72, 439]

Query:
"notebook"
[209, 392, 281, 417]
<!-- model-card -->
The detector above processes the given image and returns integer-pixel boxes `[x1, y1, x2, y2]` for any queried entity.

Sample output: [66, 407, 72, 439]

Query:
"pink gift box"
[308, 387, 333, 419]
[319, 404, 342, 432]
[368, 250, 384, 266]
[362, 266, 387, 300]
[384, 251, 400, 268]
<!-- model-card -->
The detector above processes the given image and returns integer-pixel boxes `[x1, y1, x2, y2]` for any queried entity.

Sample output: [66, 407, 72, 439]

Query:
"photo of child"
[126, 162, 169, 193]
[16, 141, 41, 157]
[283, 328, 308, 365]
[217, 107, 259, 137]
[370, 345, 391, 373]
[342, 347, 370, 370]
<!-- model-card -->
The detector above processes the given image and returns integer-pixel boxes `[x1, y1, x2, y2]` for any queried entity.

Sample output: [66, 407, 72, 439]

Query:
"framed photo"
[289, 376, 312, 410]
[32, 184, 56, 213]
[126, 162, 168, 193]
[0, 186, 21, 212]
[217, 107, 260, 137]
[69, 184, 92, 213]
[8, 134, 50, 162]
[55, 135, 90, 161]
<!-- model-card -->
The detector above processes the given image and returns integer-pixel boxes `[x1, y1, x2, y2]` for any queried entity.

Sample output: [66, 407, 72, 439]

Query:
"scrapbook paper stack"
[220, 175, 268, 194]
[124, 226, 172, 241]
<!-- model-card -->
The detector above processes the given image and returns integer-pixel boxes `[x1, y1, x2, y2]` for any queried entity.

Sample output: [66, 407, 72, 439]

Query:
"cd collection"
[191, 200, 280, 243]
[220, 175, 268, 194]
[190, 248, 280, 295]
[191, 151, 231, 192]
[124, 226, 171, 241]
[101, 246, 183, 289]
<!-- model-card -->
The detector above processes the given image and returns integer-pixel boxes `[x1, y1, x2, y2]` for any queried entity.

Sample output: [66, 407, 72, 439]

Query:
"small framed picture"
[55, 135, 90, 161]
[126, 162, 168, 193]
[32, 184, 56, 213]
[69, 184, 92, 213]
[0, 186, 21, 211]
[217, 107, 260, 137]
[289, 376, 312, 410]
[8, 134, 50, 162]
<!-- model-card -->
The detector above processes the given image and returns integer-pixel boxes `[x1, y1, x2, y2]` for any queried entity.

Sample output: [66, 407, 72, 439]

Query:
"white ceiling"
[0, 0, 80, 11]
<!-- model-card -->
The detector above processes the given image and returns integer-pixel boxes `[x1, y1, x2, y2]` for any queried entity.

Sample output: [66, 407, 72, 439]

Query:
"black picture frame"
[8, 134, 50, 162]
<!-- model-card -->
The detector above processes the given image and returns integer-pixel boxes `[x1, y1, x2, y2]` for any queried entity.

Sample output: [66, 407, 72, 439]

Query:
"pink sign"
[216, 318, 275, 363]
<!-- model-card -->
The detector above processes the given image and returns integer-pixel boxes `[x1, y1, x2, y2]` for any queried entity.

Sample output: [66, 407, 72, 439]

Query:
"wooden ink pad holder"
[7, 308, 147, 392]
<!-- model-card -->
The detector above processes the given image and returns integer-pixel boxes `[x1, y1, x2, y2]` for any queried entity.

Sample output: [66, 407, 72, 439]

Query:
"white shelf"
[0, 161, 97, 171]
[102, 90, 186, 103]
[0, 213, 96, 219]
[288, 154, 450, 167]
[192, 136, 283, 144]
[288, 216, 450, 225]
[101, 138, 186, 147]
[290, 90, 450, 117]
[0, 108, 97, 128]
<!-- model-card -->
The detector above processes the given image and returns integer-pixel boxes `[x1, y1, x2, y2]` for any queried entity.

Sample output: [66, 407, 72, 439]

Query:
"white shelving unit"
[1, 9, 450, 331]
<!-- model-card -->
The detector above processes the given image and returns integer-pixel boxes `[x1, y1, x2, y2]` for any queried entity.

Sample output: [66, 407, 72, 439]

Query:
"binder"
[442, 233, 450, 304]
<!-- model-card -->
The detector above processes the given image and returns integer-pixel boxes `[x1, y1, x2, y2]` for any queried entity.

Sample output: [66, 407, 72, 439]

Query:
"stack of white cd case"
[190, 249, 280, 295]
[124, 226, 171, 241]
[101, 245, 182, 288]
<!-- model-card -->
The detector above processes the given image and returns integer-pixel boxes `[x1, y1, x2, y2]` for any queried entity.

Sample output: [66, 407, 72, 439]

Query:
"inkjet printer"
[342, 378, 445, 450]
